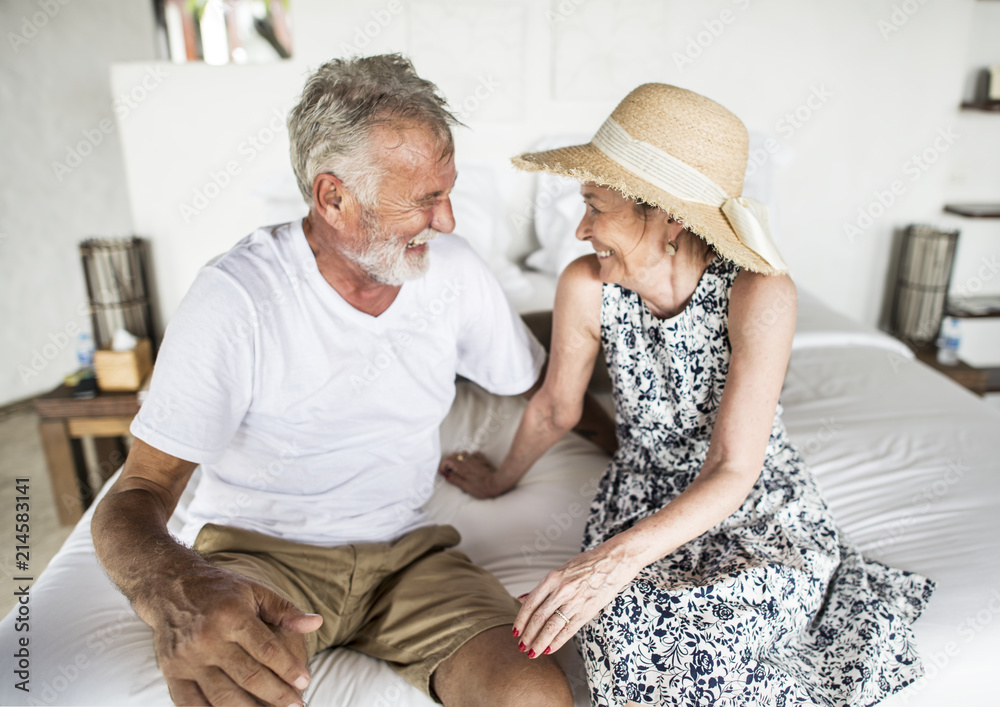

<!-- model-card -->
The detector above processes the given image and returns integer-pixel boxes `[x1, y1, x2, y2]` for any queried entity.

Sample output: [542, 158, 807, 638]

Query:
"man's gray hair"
[288, 54, 459, 209]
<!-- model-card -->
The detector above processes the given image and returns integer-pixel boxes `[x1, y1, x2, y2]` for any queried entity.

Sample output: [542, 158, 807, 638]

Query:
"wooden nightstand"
[910, 342, 989, 396]
[33, 384, 140, 525]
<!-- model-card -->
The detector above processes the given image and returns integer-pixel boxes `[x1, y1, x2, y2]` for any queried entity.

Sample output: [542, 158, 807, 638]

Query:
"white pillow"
[523, 136, 592, 276]
[450, 161, 532, 297]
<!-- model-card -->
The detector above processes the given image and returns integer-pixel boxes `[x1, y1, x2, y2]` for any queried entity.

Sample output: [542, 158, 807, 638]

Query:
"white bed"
[3, 287, 999, 707]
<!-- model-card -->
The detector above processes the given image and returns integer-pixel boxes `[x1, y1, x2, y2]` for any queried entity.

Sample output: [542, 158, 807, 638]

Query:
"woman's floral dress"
[578, 257, 934, 706]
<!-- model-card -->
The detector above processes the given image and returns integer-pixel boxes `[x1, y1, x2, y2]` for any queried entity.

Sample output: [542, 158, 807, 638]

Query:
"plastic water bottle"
[76, 331, 95, 371]
[936, 316, 961, 365]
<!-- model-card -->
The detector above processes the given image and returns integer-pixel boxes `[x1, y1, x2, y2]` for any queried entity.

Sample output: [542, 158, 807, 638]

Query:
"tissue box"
[94, 338, 153, 392]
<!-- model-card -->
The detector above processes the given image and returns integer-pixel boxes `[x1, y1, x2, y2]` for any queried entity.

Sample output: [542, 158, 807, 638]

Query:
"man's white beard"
[345, 209, 438, 286]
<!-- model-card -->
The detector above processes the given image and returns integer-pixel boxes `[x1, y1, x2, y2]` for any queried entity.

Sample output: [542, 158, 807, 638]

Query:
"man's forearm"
[92, 475, 319, 707]
[92, 485, 208, 625]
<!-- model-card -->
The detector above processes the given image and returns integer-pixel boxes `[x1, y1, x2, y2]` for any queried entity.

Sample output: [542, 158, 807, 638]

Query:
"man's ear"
[312, 173, 353, 229]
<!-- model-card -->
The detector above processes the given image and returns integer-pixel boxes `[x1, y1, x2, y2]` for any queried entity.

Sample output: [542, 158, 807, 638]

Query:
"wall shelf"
[946, 296, 1000, 318]
[943, 203, 1000, 218]
[910, 342, 999, 395]
[960, 101, 1000, 112]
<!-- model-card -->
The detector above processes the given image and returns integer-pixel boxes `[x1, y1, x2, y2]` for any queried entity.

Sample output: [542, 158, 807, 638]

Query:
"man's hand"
[438, 451, 513, 499]
[147, 565, 322, 707]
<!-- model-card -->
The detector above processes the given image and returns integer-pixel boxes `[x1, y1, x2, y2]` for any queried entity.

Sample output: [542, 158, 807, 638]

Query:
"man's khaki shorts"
[193, 523, 520, 699]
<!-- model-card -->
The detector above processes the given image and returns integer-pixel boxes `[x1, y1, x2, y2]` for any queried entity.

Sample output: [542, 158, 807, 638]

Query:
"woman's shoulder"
[558, 254, 608, 298]
[730, 268, 797, 303]
[555, 255, 605, 330]
[562, 253, 602, 283]
[728, 268, 798, 334]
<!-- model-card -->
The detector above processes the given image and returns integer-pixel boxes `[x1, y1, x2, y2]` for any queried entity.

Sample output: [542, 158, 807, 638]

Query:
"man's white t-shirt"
[131, 221, 545, 547]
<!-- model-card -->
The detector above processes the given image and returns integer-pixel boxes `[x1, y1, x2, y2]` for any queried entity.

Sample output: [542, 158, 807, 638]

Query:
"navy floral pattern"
[579, 257, 934, 706]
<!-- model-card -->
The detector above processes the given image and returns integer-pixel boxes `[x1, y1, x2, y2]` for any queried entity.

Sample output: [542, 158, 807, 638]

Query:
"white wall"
[4, 0, 999, 406]
[0, 1, 157, 406]
[296, 0, 995, 337]
[115, 1, 995, 321]
[940, 0, 1000, 368]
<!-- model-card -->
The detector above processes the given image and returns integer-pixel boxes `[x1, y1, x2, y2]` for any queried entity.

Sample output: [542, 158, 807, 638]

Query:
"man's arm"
[92, 439, 321, 707]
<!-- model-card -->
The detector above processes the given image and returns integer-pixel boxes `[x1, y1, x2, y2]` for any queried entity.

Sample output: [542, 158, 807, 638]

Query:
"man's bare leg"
[432, 625, 573, 707]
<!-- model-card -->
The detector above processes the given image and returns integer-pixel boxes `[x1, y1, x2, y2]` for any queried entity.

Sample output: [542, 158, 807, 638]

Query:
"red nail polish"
[512, 627, 519, 638]
[518, 641, 526, 653]
[543, 646, 551, 655]
[528, 649, 536, 659]
[517, 593, 529, 600]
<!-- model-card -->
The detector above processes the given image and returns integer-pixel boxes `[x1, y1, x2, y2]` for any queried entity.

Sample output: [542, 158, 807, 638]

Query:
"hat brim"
[512, 143, 781, 275]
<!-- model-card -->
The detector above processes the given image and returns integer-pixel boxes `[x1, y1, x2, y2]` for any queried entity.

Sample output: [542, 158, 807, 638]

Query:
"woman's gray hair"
[288, 54, 459, 209]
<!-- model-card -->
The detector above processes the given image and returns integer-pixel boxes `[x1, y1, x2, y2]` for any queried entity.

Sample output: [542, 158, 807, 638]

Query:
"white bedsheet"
[3, 299, 999, 706]
[782, 345, 1000, 706]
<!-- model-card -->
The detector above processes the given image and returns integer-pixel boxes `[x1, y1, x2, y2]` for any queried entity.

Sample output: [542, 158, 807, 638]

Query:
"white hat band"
[591, 117, 787, 272]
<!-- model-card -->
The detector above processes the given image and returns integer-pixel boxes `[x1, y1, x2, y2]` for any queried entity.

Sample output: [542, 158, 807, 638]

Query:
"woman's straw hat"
[512, 84, 787, 274]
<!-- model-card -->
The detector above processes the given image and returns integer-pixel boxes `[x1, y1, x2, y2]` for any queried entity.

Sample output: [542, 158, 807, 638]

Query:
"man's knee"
[446, 654, 572, 707]
[433, 625, 572, 706]
[497, 656, 573, 707]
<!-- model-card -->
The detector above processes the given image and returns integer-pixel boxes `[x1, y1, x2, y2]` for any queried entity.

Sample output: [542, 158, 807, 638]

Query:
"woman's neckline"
[636, 255, 720, 323]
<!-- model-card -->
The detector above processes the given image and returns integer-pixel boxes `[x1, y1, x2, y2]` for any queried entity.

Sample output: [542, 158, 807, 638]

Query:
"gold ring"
[554, 608, 570, 626]
[456, 453, 465, 462]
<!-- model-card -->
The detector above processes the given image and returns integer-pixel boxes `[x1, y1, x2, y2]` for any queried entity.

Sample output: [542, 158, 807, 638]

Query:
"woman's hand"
[439, 451, 514, 499]
[513, 538, 641, 658]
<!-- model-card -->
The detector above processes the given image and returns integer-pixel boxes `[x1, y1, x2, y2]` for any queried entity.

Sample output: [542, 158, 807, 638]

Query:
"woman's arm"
[441, 255, 607, 498]
[514, 270, 798, 657]
[572, 390, 618, 455]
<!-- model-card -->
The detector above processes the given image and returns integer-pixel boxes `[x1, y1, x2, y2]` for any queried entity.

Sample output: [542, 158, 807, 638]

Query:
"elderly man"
[92, 54, 573, 707]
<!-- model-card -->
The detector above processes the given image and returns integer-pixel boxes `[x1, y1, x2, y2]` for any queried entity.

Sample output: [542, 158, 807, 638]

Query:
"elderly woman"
[441, 84, 933, 706]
